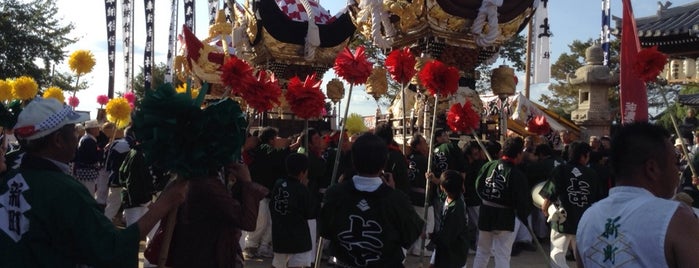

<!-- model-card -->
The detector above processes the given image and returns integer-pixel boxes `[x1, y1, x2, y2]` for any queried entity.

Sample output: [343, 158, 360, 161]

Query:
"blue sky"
[53, 0, 696, 117]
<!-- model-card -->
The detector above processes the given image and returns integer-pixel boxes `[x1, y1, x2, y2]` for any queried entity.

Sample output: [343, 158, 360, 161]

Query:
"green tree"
[476, 33, 527, 92]
[654, 82, 696, 130]
[132, 63, 183, 101]
[0, 0, 75, 86]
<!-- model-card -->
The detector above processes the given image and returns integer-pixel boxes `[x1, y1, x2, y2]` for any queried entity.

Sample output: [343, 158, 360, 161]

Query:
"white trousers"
[123, 204, 158, 243]
[514, 217, 533, 243]
[550, 230, 575, 268]
[467, 206, 480, 246]
[301, 219, 317, 264]
[531, 209, 550, 239]
[245, 198, 272, 249]
[79, 179, 97, 199]
[472, 218, 519, 268]
[103, 187, 122, 220]
[409, 205, 434, 255]
[95, 169, 109, 205]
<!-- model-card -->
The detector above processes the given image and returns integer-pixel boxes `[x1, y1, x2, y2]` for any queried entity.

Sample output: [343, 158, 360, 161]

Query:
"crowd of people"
[1, 95, 699, 268]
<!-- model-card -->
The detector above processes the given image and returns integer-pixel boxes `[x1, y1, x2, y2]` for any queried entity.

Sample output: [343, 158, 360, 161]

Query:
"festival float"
[351, 0, 538, 141]
[174, 0, 356, 136]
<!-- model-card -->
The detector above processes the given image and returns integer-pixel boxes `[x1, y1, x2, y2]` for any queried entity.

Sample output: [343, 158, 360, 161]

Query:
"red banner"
[619, 0, 648, 123]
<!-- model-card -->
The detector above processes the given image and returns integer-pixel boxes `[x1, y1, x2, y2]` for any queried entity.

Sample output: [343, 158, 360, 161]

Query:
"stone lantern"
[569, 44, 619, 139]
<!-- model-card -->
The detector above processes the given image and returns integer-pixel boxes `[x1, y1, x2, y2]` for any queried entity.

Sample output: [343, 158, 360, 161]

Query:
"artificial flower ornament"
[106, 97, 132, 129]
[68, 50, 96, 75]
[220, 56, 255, 95]
[527, 115, 551, 135]
[43, 86, 65, 103]
[132, 83, 247, 178]
[97, 95, 109, 107]
[242, 70, 281, 112]
[634, 46, 668, 83]
[67, 95, 80, 108]
[285, 74, 326, 119]
[446, 101, 480, 133]
[345, 113, 368, 135]
[123, 91, 136, 103]
[418, 60, 460, 97]
[333, 46, 373, 85]
[385, 47, 417, 85]
[0, 79, 12, 102]
[11, 76, 39, 100]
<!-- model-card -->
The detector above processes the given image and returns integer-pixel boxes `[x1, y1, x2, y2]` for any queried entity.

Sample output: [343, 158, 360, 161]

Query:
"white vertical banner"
[532, 0, 551, 84]
[123, 0, 133, 92]
[208, 0, 218, 25]
[164, 0, 179, 83]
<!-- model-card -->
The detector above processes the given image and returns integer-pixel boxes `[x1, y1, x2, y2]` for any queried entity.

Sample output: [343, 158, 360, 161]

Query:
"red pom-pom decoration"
[242, 70, 281, 112]
[285, 74, 326, 119]
[385, 47, 417, 85]
[333, 46, 373, 85]
[633, 46, 668, 83]
[97, 95, 109, 106]
[68, 96, 80, 108]
[446, 101, 480, 133]
[220, 56, 256, 94]
[527, 115, 551, 135]
[419, 60, 460, 97]
[123, 91, 136, 103]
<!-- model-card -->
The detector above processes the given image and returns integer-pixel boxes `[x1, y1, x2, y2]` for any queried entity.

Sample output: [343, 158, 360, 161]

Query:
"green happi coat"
[0, 155, 140, 267]
[540, 163, 601, 234]
[475, 159, 532, 231]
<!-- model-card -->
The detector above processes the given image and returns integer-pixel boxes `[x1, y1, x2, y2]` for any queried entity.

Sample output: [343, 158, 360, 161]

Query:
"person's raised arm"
[138, 179, 188, 239]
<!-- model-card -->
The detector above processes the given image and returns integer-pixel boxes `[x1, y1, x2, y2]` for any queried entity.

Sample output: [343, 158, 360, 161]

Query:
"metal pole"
[402, 83, 408, 154]
[315, 84, 354, 268]
[421, 95, 439, 267]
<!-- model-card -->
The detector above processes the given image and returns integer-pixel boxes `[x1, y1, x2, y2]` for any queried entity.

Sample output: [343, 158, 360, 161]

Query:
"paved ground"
[240, 243, 574, 268]
[139, 242, 573, 267]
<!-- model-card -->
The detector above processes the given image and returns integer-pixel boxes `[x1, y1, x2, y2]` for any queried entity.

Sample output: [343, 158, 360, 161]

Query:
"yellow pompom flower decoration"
[345, 113, 368, 136]
[106, 97, 132, 129]
[43, 86, 65, 103]
[68, 50, 96, 75]
[12, 76, 39, 100]
[176, 84, 200, 99]
[0, 79, 12, 102]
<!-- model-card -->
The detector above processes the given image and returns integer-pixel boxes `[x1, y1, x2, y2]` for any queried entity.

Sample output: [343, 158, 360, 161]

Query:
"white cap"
[14, 97, 89, 140]
[84, 119, 100, 129]
[675, 138, 688, 147]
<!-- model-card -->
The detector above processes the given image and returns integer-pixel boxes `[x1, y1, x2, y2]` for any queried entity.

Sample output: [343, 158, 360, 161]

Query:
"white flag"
[532, 0, 551, 84]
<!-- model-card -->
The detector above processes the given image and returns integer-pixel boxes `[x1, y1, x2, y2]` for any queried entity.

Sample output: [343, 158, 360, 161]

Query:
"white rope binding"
[299, 0, 321, 61]
[470, 0, 503, 47]
[357, 0, 394, 49]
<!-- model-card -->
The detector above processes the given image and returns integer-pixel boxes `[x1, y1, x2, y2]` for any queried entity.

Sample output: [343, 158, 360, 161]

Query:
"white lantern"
[684, 58, 696, 79]
[670, 59, 682, 80]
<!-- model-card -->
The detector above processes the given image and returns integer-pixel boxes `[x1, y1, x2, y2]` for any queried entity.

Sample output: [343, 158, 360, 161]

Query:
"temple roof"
[679, 92, 699, 107]
[613, 1, 699, 57]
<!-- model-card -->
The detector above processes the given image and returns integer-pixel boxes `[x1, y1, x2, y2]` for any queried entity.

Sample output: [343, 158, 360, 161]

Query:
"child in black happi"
[270, 153, 313, 268]
[429, 170, 469, 268]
